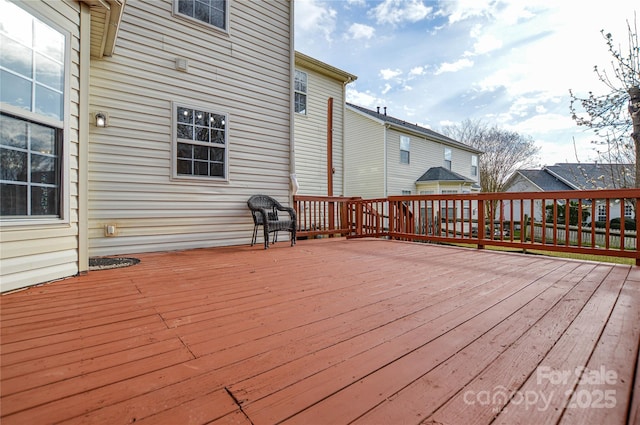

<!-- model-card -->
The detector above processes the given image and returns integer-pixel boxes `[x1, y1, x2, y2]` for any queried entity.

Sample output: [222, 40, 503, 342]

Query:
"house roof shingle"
[512, 163, 635, 191]
[346, 103, 481, 154]
[416, 167, 476, 183]
[516, 169, 574, 191]
[544, 163, 635, 190]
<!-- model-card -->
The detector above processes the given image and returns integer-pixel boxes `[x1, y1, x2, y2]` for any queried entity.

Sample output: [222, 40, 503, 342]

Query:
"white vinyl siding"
[347, 106, 479, 198]
[0, 0, 80, 292]
[344, 108, 385, 198]
[293, 63, 349, 196]
[88, 0, 292, 256]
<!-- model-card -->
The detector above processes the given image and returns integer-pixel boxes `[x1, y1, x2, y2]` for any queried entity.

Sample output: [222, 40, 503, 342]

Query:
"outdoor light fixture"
[95, 112, 107, 127]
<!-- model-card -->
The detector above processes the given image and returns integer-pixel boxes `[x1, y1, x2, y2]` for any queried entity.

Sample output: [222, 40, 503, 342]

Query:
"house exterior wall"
[293, 64, 347, 196]
[386, 129, 478, 195]
[344, 108, 385, 198]
[1, 0, 82, 292]
[87, 0, 293, 257]
[344, 106, 479, 199]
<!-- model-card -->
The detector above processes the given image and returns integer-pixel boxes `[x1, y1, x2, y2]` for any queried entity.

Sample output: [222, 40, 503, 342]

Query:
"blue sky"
[294, 0, 638, 166]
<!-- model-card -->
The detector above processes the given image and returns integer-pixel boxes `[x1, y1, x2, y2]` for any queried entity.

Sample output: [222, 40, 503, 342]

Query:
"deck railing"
[294, 189, 640, 265]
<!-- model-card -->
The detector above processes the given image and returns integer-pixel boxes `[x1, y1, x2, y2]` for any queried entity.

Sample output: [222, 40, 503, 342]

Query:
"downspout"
[288, 2, 298, 199]
[384, 124, 389, 197]
[327, 97, 333, 196]
[341, 81, 348, 196]
[78, 2, 91, 273]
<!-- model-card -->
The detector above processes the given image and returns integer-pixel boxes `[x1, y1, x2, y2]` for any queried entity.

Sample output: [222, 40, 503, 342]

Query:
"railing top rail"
[388, 188, 640, 202]
[294, 195, 362, 202]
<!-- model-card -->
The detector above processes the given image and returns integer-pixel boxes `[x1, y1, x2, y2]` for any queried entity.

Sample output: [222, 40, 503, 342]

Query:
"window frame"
[0, 0, 70, 225]
[400, 135, 410, 164]
[444, 147, 452, 170]
[597, 204, 607, 222]
[173, 0, 229, 33]
[294, 69, 307, 115]
[171, 101, 229, 182]
[471, 155, 478, 177]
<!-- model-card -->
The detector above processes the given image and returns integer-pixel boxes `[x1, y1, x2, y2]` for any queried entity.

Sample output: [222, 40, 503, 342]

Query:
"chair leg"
[251, 225, 258, 246]
[263, 225, 269, 249]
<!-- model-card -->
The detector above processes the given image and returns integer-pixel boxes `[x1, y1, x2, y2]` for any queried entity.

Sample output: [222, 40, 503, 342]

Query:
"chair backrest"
[247, 195, 280, 224]
[247, 194, 278, 210]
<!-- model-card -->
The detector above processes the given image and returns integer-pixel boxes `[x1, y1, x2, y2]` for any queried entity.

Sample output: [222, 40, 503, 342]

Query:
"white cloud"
[294, 0, 337, 42]
[382, 83, 392, 94]
[371, 0, 432, 25]
[380, 68, 403, 80]
[346, 86, 384, 108]
[473, 33, 503, 55]
[434, 58, 473, 75]
[409, 66, 425, 77]
[347, 23, 375, 40]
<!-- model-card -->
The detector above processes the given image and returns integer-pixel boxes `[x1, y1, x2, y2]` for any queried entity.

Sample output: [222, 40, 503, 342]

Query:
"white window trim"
[172, 0, 230, 35]
[171, 101, 230, 183]
[444, 147, 452, 170]
[400, 135, 410, 164]
[0, 2, 71, 226]
[294, 69, 307, 115]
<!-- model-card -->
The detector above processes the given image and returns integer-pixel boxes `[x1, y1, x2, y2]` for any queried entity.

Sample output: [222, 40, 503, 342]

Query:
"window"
[174, 104, 227, 179]
[444, 148, 452, 170]
[1, 0, 65, 218]
[176, 0, 227, 30]
[597, 204, 607, 222]
[624, 204, 633, 217]
[400, 136, 410, 164]
[401, 190, 411, 195]
[294, 70, 307, 114]
[471, 155, 478, 176]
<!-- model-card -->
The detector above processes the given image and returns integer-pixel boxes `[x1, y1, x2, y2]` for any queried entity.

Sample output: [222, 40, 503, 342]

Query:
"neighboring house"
[293, 52, 357, 196]
[503, 163, 636, 222]
[0, 0, 294, 292]
[344, 103, 481, 198]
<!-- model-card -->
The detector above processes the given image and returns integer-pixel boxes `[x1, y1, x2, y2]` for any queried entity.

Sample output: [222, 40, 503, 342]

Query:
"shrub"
[610, 217, 636, 231]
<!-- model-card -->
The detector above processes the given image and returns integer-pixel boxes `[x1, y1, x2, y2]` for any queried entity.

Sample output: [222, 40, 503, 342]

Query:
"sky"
[294, 0, 638, 167]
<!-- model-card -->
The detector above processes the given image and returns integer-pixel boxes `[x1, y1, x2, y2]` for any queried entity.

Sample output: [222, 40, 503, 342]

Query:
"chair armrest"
[275, 205, 296, 221]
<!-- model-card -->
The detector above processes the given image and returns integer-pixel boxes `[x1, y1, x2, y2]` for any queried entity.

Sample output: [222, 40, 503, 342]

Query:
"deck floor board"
[1, 239, 638, 425]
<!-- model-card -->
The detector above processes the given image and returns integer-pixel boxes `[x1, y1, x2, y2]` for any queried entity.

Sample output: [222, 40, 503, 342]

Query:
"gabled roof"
[416, 167, 476, 183]
[509, 163, 635, 191]
[515, 169, 574, 191]
[346, 103, 481, 154]
[544, 163, 634, 190]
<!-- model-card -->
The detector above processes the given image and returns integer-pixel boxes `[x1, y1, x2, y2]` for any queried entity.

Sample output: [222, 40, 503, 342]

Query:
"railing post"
[477, 199, 485, 249]
[389, 200, 395, 239]
[328, 200, 335, 237]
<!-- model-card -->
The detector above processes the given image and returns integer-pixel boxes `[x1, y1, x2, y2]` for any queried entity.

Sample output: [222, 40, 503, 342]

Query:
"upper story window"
[173, 103, 228, 180]
[1, 0, 66, 218]
[444, 148, 452, 170]
[400, 136, 410, 164]
[294, 70, 307, 114]
[624, 203, 633, 217]
[471, 155, 478, 176]
[176, 0, 227, 30]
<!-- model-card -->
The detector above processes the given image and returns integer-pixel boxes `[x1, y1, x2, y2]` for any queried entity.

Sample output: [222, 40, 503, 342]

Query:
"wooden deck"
[1, 238, 639, 425]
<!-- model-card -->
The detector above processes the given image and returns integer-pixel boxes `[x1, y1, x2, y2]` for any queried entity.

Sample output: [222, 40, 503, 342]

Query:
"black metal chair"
[247, 195, 297, 249]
